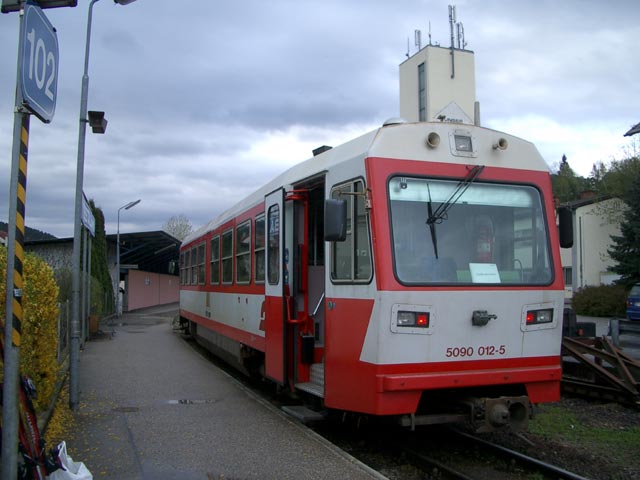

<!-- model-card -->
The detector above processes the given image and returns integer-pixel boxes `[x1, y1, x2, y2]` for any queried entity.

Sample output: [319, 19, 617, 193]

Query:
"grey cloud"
[1, 0, 639, 237]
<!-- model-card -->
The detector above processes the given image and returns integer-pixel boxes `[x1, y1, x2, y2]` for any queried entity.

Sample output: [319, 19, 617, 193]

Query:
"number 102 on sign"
[19, 3, 59, 123]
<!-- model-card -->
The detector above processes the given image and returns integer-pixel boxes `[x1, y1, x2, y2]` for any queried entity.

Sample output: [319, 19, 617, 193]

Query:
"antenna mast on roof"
[415, 29, 422, 52]
[449, 4, 456, 78]
[457, 21, 466, 49]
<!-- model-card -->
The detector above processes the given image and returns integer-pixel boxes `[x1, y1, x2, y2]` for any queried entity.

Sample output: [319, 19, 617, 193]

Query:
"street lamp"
[116, 199, 141, 317]
[69, 0, 139, 410]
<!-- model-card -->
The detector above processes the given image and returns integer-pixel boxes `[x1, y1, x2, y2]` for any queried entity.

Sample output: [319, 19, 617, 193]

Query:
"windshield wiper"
[426, 184, 439, 258]
[426, 165, 485, 225]
[426, 165, 485, 259]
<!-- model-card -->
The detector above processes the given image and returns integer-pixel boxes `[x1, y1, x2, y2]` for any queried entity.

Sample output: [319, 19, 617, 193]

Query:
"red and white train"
[179, 119, 573, 431]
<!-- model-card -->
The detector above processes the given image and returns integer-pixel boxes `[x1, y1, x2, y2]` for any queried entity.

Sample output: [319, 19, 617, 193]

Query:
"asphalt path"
[59, 306, 639, 479]
[62, 304, 382, 480]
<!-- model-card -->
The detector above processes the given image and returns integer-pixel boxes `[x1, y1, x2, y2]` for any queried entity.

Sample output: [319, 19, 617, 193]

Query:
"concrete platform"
[62, 304, 384, 480]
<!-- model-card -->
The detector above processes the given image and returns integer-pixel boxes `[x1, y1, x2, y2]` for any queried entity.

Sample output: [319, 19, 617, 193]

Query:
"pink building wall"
[126, 270, 179, 311]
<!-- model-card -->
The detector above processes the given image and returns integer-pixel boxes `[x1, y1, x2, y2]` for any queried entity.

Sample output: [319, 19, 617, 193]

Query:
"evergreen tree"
[551, 154, 589, 203]
[608, 172, 640, 288]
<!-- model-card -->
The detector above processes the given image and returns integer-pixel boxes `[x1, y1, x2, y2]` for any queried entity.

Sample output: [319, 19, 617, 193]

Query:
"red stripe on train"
[180, 309, 265, 352]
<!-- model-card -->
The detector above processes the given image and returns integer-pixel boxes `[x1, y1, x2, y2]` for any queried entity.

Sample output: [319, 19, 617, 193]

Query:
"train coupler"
[467, 395, 530, 432]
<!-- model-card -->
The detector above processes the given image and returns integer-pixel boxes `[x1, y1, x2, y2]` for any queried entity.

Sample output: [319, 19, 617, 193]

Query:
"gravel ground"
[315, 395, 639, 480]
[483, 397, 640, 480]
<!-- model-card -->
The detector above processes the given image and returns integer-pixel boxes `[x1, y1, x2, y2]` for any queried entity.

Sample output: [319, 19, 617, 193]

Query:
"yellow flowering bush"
[0, 247, 60, 411]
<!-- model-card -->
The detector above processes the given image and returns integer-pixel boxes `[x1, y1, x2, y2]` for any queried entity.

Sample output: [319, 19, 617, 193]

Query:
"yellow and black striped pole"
[10, 113, 30, 347]
[2, 109, 30, 480]
[2, 107, 30, 478]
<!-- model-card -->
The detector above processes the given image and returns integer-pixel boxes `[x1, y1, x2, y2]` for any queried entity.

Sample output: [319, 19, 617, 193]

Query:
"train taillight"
[397, 311, 430, 328]
[525, 308, 553, 325]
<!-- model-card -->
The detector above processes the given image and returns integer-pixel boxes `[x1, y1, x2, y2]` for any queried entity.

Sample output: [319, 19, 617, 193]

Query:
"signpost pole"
[2, 115, 30, 480]
[2, 2, 61, 475]
[2, 3, 29, 475]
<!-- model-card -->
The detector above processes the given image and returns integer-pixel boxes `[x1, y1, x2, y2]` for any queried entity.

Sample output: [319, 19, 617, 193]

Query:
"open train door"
[264, 188, 286, 383]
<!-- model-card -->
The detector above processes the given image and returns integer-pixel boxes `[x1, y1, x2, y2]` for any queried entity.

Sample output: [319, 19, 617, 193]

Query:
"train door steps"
[295, 362, 325, 397]
[282, 405, 326, 424]
[295, 381, 325, 397]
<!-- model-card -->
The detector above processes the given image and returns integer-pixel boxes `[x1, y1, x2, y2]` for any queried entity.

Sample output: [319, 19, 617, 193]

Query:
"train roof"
[183, 120, 547, 246]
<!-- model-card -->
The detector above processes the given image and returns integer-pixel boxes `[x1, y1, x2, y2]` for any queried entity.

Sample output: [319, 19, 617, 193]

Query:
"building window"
[254, 214, 265, 284]
[210, 235, 220, 285]
[418, 62, 426, 121]
[236, 220, 251, 284]
[222, 229, 233, 284]
[330, 179, 372, 283]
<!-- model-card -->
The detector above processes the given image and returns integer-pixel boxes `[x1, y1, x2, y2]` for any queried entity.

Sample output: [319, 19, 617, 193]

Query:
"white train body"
[180, 120, 566, 429]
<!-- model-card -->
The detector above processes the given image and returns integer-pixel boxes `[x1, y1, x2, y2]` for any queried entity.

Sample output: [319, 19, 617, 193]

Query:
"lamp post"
[69, 0, 139, 410]
[116, 199, 141, 317]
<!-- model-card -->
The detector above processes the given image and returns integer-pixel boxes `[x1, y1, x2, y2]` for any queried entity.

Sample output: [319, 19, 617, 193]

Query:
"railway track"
[184, 333, 599, 480]
[397, 429, 592, 480]
[313, 421, 595, 480]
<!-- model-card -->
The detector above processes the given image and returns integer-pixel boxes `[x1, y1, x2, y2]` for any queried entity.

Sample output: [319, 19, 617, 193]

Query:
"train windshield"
[389, 176, 553, 285]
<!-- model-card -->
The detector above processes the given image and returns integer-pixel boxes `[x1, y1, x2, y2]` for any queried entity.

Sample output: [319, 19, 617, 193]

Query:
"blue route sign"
[19, 2, 59, 123]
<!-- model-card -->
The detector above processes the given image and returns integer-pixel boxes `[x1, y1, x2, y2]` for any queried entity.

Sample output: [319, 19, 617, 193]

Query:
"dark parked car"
[627, 284, 640, 320]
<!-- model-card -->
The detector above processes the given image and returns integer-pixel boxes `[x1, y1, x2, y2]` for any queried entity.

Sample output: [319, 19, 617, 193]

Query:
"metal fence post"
[610, 318, 620, 347]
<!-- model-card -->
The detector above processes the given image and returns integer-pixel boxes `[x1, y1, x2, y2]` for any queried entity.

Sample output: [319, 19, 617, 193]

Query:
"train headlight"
[525, 308, 553, 325]
[392, 304, 434, 334]
[397, 311, 430, 328]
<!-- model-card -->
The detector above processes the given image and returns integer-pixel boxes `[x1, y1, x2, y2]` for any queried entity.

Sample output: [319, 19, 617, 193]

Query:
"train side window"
[267, 205, 280, 285]
[330, 179, 372, 283]
[184, 250, 191, 285]
[197, 243, 205, 285]
[222, 229, 233, 284]
[210, 235, 220, 285]
[236, 220, 251, 284]
[191, 246, 198, 284]
[254, 214, 265, 283]
[179, 252, 185, 285]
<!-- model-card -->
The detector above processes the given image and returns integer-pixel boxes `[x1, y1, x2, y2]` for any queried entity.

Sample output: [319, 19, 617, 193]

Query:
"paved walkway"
[63, 304, 382, 480]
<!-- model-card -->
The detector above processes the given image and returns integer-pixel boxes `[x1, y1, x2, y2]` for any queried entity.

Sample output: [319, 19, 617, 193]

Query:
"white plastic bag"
[46, 441, 93, 480]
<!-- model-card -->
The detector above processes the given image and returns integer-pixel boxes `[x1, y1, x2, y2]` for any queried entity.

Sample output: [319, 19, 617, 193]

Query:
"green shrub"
[572, 284, 627, 317]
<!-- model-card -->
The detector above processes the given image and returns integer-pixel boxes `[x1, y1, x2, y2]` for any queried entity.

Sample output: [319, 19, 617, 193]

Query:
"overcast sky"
[1, 0, 638, 238]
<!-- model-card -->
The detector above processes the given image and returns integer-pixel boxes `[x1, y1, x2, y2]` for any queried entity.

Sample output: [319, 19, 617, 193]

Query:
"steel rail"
[453, 430, 592, 480]
[400, 445, 476, 480]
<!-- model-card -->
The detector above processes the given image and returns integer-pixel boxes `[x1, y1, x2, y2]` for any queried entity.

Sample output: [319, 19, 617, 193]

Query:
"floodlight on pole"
[116, 199, 141, 317]
[1, 0, 78, 13]
[69, 0, 139, 410]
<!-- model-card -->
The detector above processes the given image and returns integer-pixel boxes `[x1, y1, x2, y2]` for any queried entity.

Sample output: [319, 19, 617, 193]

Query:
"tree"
[592, 156, 640, 199]
[163, 214, 193, 241]
[551, 154, 589, 203]
[589, 153, 640, 224]
[607, 172, 640, 289]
